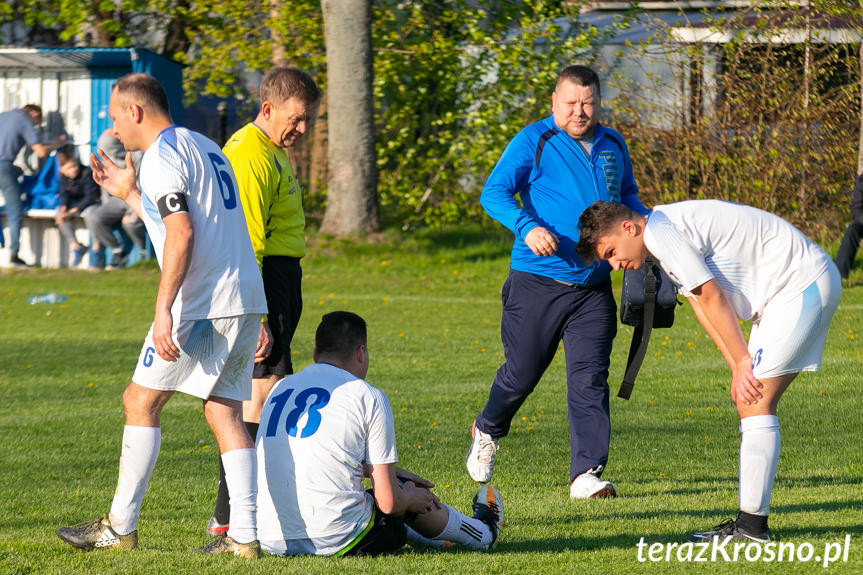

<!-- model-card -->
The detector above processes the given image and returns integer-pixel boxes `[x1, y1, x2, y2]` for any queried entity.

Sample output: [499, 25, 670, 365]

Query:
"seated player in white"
[256, 311, 504, 556]
[575, 200, 841, 543]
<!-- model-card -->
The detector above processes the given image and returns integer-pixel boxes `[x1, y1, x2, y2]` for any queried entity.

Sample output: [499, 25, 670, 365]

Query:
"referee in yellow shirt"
[208, 67, 321, 535]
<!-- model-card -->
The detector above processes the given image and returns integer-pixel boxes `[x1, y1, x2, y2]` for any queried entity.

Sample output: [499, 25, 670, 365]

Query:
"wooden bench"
[0, 208, 90, 268]
[3, 206, 152, 269]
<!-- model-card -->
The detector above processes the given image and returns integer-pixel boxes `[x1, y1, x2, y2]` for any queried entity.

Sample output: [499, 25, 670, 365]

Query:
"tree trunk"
[163, 0, 192, 57]
[859, 37, 863, 175]
[799, 1, 811, 216]
[320, 0, 379, 235]
[270, 0, 287, 67]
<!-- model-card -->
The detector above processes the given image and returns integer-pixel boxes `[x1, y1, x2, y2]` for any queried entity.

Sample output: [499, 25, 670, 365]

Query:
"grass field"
[1, 225, 861, 574]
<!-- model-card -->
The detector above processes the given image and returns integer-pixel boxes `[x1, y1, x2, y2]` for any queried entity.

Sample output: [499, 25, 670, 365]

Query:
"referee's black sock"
[736, 510, 769, 535]
[244, 421, 260, 442]
[213, 457, 230, 525]
[212, 422, 260, 526]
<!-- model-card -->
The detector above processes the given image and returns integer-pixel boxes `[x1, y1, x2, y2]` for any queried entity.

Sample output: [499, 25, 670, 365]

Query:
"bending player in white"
[576, 200, 841, 542]
[57, 73, 268, 557]
[256, 311, 503, 556]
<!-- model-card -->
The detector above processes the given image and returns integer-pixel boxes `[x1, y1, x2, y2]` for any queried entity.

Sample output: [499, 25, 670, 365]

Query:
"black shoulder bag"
[618, 256, 679, 399]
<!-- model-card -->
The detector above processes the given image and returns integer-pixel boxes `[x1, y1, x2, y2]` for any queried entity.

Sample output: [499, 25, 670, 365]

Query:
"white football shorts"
[748, 264, 841, 378]
[132, 314, 262, 401]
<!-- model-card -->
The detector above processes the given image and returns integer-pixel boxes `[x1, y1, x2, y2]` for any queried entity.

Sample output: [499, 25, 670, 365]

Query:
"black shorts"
[341, 506, 407, 557]
[253, 256, 302, 379]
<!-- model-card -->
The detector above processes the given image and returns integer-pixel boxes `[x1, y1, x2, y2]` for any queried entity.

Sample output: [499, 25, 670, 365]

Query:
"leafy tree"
[608, 1, 860, 239]
[372, 0, 601, 229]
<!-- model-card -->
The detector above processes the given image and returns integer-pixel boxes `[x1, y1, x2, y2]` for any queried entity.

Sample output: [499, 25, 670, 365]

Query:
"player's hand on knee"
[396, 469, 435, 489]
[731, 358, 763, 405]
[403, 482, 437, 514]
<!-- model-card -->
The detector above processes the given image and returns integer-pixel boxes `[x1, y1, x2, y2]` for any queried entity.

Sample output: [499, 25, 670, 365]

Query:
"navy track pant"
[835, 220, 863, 279]
[476, 269, 617, 482]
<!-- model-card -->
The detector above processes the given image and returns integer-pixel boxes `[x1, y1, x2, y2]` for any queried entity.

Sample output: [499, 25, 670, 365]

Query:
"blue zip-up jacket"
[482, 116, 648, 285]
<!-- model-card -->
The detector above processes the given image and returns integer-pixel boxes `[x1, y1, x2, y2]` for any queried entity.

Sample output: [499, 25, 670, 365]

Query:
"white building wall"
[0, 69, 91, 167]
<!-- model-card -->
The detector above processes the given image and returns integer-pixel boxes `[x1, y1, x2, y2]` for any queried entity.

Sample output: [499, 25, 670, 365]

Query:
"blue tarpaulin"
[21, 156, 60, 211]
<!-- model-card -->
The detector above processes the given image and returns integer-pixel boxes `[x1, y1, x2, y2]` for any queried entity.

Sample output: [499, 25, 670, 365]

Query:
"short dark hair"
[260, 67, 322, 107]
[56, 144, 78, 166]
[22, 104, 43, 118]
[556, 65, 601, 99]
[315, 311, 367, 362]
[576, 201, 641, 263]
[113, 73, 170, 116]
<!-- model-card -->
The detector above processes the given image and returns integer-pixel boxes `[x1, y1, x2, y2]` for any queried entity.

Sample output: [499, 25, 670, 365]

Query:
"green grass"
[1, 225, 862, 574]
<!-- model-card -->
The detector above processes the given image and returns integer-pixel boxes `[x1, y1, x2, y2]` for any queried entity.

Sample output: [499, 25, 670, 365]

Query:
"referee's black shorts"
[254, 255, 302, 379]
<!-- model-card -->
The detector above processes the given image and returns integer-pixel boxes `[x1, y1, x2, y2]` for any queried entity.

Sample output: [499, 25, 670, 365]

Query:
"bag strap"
[619, 261, 658, 400]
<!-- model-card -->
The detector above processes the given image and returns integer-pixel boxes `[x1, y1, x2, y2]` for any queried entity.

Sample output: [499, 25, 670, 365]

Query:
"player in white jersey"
[256, 311, 504, 556]
[56, 73, 268, 558]
[576, 200, 841, 543]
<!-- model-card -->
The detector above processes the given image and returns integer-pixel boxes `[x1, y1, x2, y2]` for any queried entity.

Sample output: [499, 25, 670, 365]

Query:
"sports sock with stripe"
[406, 525, 450, 548]
[109, 425, 161, 535]
[434, 504, 492, 550]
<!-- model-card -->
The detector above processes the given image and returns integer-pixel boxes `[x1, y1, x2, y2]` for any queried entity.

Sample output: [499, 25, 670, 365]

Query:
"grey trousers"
[57, 204, 97, 246]
[83, 195, 146, 251]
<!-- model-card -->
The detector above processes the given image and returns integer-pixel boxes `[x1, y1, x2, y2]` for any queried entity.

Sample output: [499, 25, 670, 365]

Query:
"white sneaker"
[570, 466, 616, 499]
[465, 421, 499, 483]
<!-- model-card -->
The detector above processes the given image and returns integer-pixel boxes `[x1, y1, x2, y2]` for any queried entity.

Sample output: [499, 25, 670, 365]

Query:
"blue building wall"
[36, 48, 184, 155]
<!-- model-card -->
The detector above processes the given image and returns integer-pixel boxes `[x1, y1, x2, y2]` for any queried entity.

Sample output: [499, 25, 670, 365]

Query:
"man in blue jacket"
[834, 172, 863, 280]
[0, 104, 63, 267]
[466, 65, 648, 498]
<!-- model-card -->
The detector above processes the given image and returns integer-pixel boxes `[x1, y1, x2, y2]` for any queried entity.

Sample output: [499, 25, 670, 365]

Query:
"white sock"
[406, 525, 450, 548]
[738, 415, 781, 516]
[434, 504, 492, 550]
[109, 425, 161, 535]
[223, 448, 257, 543]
